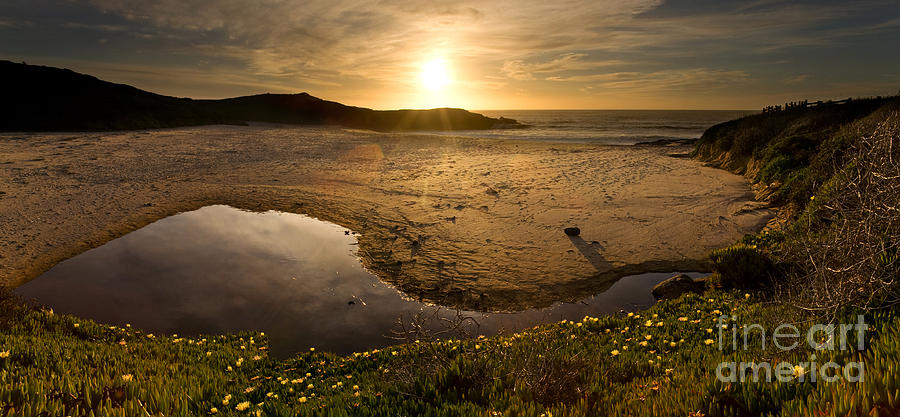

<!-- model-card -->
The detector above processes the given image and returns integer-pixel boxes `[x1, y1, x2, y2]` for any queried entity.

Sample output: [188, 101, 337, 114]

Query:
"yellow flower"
[309, 347, 315, 352]
[73, 323, 80, 328]
[669, 342, 677, 347]
[121, 374, 133, 382]
[391, 351, 398, 356]
[744, 293, 751, 299]
[706, 328, 713, 333]
[0, 350, 9, 358]
[299, 396, 308, 403]
[627, 312, 634, 317]
[639, 341, 648, 347]
[678, 317, 687, 322]
[235, 401, 250, 411]
[353, 385, 359, 390]
[644, 320, 653, 327]
[307, 384, 314, 389]
[245, 387, 256, 393]
[611, 349, 620, 356]
[665, 368, 674, 375]
[644, 334, 652, 340]
[712, 309, 722, 315]
[704, 339, 715, 345]
[793, 365, 806, 377]
[253, 355, 262, 361]
[210, 407, 218, 414]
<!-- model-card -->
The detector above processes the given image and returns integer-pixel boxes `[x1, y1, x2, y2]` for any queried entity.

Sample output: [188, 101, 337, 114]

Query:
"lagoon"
[17, 205, 704, 356]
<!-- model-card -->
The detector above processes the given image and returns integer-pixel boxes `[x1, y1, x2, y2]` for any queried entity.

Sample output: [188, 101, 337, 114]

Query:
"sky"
[1, 0, 899, 110]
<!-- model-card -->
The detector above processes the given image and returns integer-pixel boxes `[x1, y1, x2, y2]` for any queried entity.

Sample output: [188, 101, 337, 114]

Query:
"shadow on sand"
[567, 235, 613, 272]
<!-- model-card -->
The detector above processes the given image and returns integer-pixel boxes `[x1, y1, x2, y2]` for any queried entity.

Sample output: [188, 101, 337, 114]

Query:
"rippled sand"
[0, 124, 771, 310]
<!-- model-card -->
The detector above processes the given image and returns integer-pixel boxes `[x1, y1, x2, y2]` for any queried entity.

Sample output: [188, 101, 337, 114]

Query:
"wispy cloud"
[551, 68, 752, 92]
[0, 17, 31, 28]
[62, 22, 129, 32]
[785, 74, 810, 84]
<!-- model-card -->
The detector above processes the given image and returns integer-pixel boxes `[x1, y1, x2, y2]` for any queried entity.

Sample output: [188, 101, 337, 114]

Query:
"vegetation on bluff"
[693, 95, 900, 209]
[697, 97, 900, 312]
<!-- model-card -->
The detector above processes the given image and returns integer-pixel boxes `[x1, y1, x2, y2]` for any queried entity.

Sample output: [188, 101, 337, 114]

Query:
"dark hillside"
[203, 93, 509, 131]
[0, 60, 229, 130]
[0, 61, 517, 132]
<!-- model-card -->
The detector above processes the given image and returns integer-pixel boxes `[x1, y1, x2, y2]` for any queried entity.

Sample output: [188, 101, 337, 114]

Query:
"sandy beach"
[0, 124, 771, 310]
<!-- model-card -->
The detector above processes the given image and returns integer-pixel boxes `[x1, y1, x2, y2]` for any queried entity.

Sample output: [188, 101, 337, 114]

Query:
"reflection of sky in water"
[17, 205, 705, 357]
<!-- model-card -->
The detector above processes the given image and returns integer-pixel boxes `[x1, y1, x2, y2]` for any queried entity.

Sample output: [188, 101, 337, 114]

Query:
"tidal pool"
[17, 205, 705, 357]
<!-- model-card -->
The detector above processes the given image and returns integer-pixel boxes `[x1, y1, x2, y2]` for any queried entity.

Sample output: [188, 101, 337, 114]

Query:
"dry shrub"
[779, 114, 900, 311]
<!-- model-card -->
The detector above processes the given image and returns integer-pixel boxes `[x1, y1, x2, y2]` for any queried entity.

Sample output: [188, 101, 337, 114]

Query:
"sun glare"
[421, 59, 450, 91]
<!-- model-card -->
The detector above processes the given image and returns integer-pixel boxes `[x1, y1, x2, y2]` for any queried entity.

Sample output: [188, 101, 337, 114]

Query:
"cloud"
[62, 22, 129, 31]
[785, 74, 810, 84]
[4, 0, 898, 107]
[551, 68, 752, 93]
[501, 54, 595, 80]
[82, 0, 663, 83]
[0, 17, 31, 28]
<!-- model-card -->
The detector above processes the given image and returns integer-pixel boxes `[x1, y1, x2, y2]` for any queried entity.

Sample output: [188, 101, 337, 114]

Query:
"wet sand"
[0, 124, 771, 310]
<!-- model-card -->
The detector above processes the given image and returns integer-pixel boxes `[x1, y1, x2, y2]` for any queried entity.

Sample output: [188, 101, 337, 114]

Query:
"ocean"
[423, 109, 754, 145]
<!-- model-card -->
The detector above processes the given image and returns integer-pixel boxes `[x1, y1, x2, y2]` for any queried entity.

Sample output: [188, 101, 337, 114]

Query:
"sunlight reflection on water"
[17, 205, 704, 356]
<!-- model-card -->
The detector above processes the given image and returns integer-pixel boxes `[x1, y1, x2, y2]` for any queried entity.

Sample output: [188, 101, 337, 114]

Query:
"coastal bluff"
[0, 60, 519, 132]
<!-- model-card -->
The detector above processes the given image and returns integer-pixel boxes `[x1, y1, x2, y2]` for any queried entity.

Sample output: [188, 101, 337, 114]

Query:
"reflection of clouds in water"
[18, 205, 705, 357]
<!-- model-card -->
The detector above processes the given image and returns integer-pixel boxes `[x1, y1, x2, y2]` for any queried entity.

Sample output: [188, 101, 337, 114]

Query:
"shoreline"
[0, 125, 772, 311]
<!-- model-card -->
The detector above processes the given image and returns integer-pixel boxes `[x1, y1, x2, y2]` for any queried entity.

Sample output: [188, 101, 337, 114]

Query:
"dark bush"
[709, 244, 775, 289]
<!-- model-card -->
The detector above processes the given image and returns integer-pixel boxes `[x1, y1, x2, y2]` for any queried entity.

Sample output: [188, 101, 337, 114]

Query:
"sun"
[421, 59, 450, 91]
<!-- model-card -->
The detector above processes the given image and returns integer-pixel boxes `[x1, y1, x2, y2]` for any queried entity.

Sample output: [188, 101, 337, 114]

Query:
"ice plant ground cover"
[2, 290, 900, 416]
